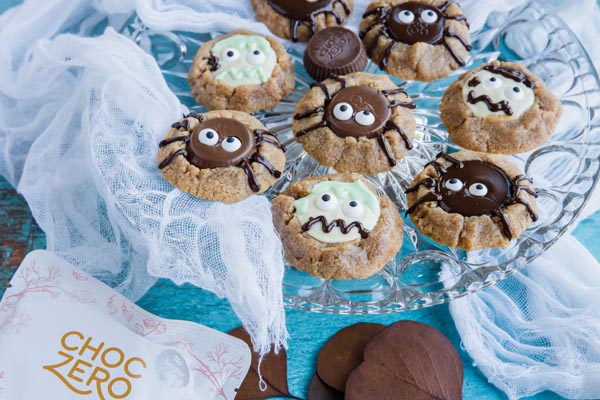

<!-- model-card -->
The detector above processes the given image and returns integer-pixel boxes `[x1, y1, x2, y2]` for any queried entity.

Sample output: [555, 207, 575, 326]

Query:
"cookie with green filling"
[272, 173, 403, 279]
[188, 29, 295, 113]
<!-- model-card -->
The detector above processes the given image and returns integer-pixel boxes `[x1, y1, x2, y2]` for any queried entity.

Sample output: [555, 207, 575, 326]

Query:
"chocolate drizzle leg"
[384, 120, 413, 150]
[376, 133, 397, 167]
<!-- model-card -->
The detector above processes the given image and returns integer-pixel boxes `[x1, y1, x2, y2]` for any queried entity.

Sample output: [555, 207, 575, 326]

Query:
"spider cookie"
[158, 110, 286, 204]
[360, 0, 471, 81]
[251, 0, 354, 42]
[293, 72, 416, 174]
[188, 30, 294, 113]
[406, 151, 538, 250]
[272, 174, 403, 280]
[441, 61, 562, 154]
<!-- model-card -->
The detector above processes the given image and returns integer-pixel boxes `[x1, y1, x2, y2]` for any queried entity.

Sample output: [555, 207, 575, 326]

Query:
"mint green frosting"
[211, 34, 277, 87]
[293, 181, 381, 244]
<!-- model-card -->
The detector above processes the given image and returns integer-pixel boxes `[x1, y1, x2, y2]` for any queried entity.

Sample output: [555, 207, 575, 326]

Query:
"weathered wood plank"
[0, 176, 45, 290]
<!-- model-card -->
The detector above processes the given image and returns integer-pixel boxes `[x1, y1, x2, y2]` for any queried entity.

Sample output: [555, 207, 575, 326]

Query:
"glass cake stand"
[122, 0, 600, 313]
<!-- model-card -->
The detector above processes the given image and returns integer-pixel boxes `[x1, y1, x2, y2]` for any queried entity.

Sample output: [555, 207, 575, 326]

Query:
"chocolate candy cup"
[304, 27, 367, 82]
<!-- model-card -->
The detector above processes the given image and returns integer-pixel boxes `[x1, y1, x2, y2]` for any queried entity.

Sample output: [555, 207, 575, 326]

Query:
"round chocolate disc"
[304, 27, 367, 81]
[345, 320, 464, 400]
[308, 373, 344, 400]
[437, 160, 511, 217]
[324, 86, 391, 139]
[316, 322, 386, 392]
[186, 117, 255, 169]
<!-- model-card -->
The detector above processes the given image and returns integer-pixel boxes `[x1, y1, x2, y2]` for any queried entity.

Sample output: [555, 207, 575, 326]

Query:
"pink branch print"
[182, 341, 245, 400]
[0, 262, 62, 313]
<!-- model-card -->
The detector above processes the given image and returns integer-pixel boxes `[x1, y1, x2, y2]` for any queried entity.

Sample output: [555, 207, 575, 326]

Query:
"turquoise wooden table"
[1, 1, 599, 399]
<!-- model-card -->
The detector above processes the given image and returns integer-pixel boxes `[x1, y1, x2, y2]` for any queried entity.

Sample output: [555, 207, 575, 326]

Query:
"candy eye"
[221, 48, 240, 62]
[247, 49, 266, 65]
[198, 128, 219, 146]
[421, 9, 438, 23]
[485, 75, 503, 89]
[444, 178, 464, 192]
[333, 103, 354, 121]
[505, 85, 525, 101]
[397, 10, 415, 24]
[316, 193, 338, 211]
[469, 183, 488, 197]
[355, 110, 375, 126]
[221, 136, 242, 152]
[343, 200, 364, 218]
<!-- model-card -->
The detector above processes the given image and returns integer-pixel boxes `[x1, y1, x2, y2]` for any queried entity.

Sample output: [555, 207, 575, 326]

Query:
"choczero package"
[0, 251, 251, 399]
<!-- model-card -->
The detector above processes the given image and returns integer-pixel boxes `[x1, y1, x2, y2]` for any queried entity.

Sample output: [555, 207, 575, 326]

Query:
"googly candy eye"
[485, 75, 503, 89]
[397, 10, 415, 24]
[247, 49, 266, 65]
[221, 48, 240, 62]
[221, 136, 242, 152]
[343, 200, 364, 218]
[198, 128, 220, 146]
[469, 183, 489, 197]
[316, 193, 338, 211]
[505, 85, 525, 101]
[355, 110, 376, 126]
[444, 178, 464, 192]
[421, 9, 438, 23]
[333, 103, 354, 121]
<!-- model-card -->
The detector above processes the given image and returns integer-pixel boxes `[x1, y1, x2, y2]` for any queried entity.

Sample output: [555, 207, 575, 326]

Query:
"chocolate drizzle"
[483, 65, 535, 89]
[468, 77, 481, 87]
[467, 91, 513, 116]
[406, 154, 538, 241]
[158, 116, 284, 193]
[294, 75, 414, 166]
[360, 1, 471, 69]
[203, 54, 220, 72]
[267, 0, 351, 42]
[302, 216, 371, 239]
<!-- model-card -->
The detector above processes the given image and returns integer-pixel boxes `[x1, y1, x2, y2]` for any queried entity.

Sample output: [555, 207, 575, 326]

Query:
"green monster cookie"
[293, 181, 381, 243]
[272, 174, 403, 280]
[188, 29, 295, 113]
[211, 34, 278, 87]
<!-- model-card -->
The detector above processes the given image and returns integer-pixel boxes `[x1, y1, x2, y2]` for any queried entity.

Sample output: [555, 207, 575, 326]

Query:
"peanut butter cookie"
[406, 150, 538, 250]
[272, 173, 403, 280]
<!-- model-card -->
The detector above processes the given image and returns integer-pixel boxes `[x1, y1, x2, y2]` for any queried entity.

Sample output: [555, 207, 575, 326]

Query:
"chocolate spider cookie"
[406, 151, 538, 250]
[360, 0, 471, 81]
[441, 61, 562, 154]
[251, 0, 354, 43]
[188, 30, 294, 113]
[293, 72, 416, 174]
[272, 174, 403, 279]
[158, 110, 286, 204]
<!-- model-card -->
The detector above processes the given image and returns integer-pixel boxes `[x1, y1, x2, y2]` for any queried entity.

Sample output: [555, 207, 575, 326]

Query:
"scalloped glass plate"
[121, 0, 600, 313]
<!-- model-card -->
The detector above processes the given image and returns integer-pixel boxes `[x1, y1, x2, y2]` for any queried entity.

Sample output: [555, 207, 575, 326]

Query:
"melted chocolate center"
[267, 0, 332, 20]
[389, 3, 445, 45]
[438, 160, 511, 216]
[187, 118, 255, 169]
[325, 86, 391, 138]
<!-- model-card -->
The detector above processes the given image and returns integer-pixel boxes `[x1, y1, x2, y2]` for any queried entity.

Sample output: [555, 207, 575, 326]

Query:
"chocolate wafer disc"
[316, 322, 385, 392]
